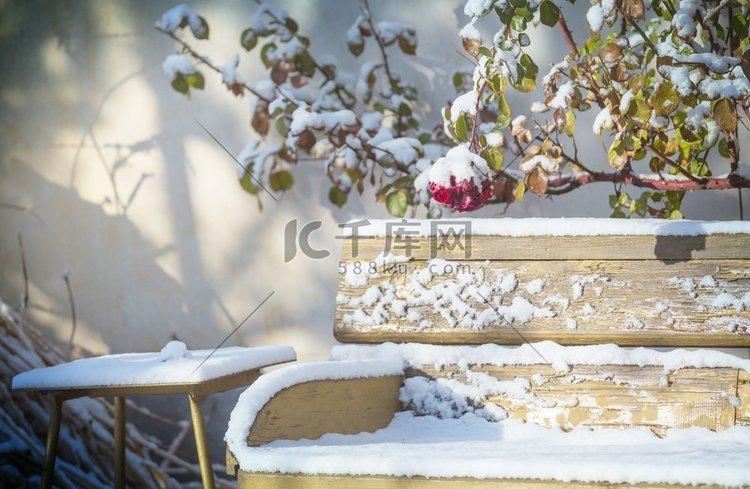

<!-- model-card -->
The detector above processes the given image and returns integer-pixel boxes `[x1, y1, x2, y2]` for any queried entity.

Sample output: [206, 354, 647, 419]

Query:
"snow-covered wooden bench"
[226, 219, 750, 488]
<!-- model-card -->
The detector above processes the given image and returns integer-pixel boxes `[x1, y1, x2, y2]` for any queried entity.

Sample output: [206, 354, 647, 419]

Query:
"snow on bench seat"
[12, 343, 297, 389]
[226, 343, 750, 486]
[232, 411, 750, 487]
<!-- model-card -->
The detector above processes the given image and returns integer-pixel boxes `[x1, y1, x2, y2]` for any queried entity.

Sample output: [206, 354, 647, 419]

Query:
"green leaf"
[386, 190, 409, 217]
[519, 53, 538, 80]
[481, 147, 505, 171]
[518, 32, 530, 47]
[478, 46, 492, 58]
[391, 176, 415, 189]
[295, 50, 316, 77]
[348, 38, 365, 57]
[510, 14, 527, 31]
[454, 114, 469, 142]
[497, 93, 512, 129]
[398, 33, 417, 55]
[452, 72, 464, 90]
[185, 72, 205, 90]
[514, 76, 536, 92]
[668, 209, 683, 220]
[565, 111, 575, 137]
[190, 16, 209, 40]
[329, 187, 348, 207]
[418, 133, 432, 144]
[651, 80, 679, 117]
[275, 117, 289, 137]
[240, 171, 259, 195]
[539, 0, 560, 27]
[241, 29, 258, 51]
[171, 75, 189, 95]
[285, 17, 299, 33]
[269, 170, 294, 191]
[260, 43, 277, 68]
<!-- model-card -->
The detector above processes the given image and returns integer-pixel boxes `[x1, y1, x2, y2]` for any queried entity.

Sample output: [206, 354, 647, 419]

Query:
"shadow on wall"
[3, 161, 198, 350]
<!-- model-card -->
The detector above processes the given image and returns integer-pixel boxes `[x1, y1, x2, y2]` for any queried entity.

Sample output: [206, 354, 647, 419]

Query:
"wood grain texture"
[410, 365, 744, 434]
[334, 259, 750, 346]
[342, 234, 750, 261]
[237, 472, 728, 488]
[247, 376, 403, 447]
[737, 370, 750, 426]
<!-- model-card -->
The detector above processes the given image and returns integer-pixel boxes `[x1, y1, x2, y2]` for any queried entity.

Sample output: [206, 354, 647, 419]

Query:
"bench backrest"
[335, 219, 750, 347]
[330, 218, 750, 434]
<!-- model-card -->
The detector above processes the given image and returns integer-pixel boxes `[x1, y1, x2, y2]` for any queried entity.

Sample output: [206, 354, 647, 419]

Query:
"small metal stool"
[12, 345, 295, 488]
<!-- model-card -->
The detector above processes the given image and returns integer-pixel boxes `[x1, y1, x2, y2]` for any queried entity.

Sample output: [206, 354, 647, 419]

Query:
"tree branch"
[556, 14, 579, 60]
[156, 27, 272, 103]
[361, 0, 396, 83]
[554, 171, 746, 193]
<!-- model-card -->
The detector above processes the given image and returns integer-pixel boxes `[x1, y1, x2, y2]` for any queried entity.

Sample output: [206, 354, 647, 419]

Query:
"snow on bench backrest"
[334, 218, 750, 347]
[331, 342, 750, 434]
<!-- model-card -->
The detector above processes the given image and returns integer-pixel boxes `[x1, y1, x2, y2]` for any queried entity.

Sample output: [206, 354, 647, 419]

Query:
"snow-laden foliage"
[156, 1, 750, 218]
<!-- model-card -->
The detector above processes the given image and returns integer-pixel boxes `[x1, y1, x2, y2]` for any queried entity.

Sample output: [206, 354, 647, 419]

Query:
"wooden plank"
[411, 365, 742, 434]
[342, 234, 750, 261]
[334, 259, 750, 346]
[238, 472, 727, 488]
[737, 370, 750, 426]
[247, 376, 403, 446]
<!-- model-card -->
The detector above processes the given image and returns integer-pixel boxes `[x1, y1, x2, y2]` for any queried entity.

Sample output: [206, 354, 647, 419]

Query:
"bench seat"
[233, 411, 750, 487]
[226, 343, 750, 488]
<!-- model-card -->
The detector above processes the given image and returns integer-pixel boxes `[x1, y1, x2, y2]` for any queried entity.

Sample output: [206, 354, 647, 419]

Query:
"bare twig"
[17, 234, 29, 312]
[63, 270, 77, 359]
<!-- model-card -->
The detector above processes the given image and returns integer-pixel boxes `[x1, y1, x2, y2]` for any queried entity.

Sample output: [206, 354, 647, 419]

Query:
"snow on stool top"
[341, 218, 750, 237]
[12, 342, 296, 390]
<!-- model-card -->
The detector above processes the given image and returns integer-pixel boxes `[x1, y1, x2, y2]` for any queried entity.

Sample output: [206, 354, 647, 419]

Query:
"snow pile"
[339, 258, 561, 331]
[161, 54, 196, 80]
[158, 340, 188, 362]
[221, 54, 243, 85]
[289, 105, 358, 135]
[549, 81, 574, 109]
[592, 107, 613, 134]
[340, 218, 750, 237]
[450, 90, 479, 123]
[519, 155, 559, 174]
[13, 345, 296, 388]
[155, 4, 206, 37]
[331, 342, 750, 372]
[226, 359, 403, 467]
[672, 0, 703, 38]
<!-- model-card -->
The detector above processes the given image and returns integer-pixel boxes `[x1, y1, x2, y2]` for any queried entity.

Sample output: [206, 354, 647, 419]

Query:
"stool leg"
[188, 393, 215, 489]
[41, 395, 64, 489]
[114, 396, 126, 489]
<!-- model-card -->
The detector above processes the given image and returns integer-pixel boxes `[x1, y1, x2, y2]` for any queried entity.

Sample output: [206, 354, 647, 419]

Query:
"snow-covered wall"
[0, 0, 747, 462]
